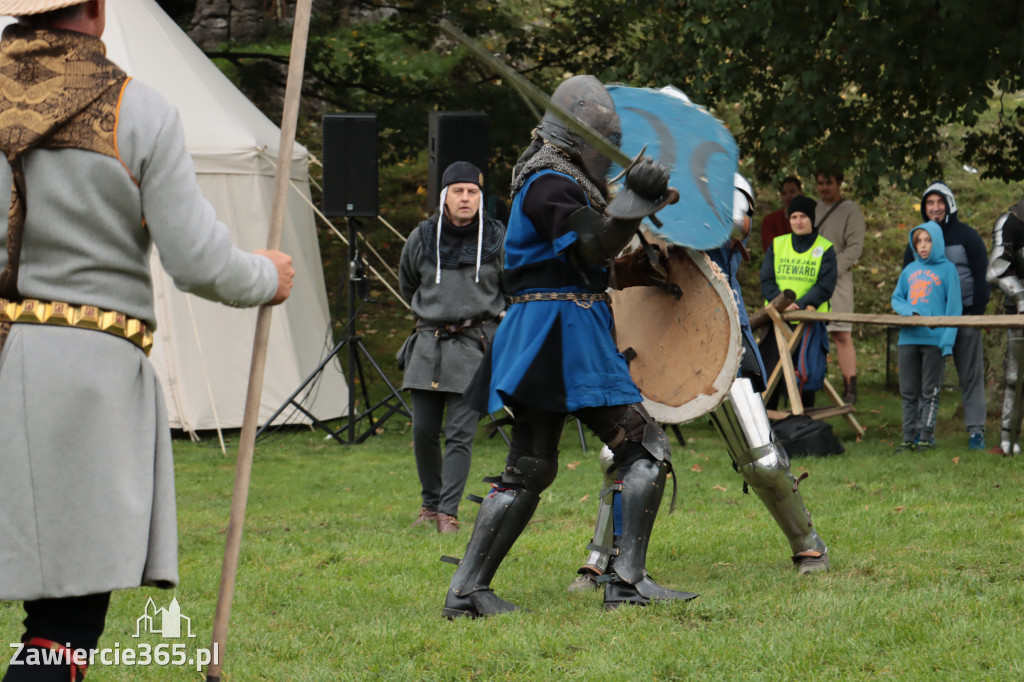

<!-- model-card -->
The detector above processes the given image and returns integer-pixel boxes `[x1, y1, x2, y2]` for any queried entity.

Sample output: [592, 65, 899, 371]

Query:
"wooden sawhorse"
[761, 306, 865, 439]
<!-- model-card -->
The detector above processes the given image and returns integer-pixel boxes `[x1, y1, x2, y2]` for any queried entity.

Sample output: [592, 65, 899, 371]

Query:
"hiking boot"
[968, 433, 985, 450]
[895, 441, 916, 452]
[793, 549, 830, 575]
[842, 376, 857, 405]
[437, 513, 459, 534]
[411, 507, 437, 528]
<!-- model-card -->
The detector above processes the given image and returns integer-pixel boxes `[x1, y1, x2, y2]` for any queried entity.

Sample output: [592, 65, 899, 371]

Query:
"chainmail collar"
[510, 139, 607, 211]
[419, 212, 502, 272]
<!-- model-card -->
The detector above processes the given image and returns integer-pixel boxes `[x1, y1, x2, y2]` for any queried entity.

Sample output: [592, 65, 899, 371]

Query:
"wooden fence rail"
[781, 311, 1023, 329]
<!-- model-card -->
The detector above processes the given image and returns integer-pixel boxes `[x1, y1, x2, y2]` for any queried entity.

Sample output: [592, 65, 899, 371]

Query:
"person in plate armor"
[440, 75, 698, 618]
[568, 175, 830, 594]
[987, 198, 1024, 456]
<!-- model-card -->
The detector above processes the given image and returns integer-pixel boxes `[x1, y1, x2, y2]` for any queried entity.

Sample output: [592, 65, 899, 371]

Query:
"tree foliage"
[160, 0, 1024, 199]
[515, 0, 1024, 197]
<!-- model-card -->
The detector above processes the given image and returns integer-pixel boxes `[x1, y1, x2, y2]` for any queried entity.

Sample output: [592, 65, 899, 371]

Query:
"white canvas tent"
[2, 1, 349, 432]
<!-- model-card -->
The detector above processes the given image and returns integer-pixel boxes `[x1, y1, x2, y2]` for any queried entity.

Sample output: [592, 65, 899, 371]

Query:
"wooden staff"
[205, 1, 313, 679]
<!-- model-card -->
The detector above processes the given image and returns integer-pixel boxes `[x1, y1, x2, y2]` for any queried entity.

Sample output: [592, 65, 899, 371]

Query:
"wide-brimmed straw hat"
[0, 0, 89, 16]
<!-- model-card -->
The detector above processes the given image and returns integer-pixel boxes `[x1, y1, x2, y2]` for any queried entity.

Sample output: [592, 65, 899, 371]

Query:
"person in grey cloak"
[399, 161, 506, 533]
[0, 1, 294, 679]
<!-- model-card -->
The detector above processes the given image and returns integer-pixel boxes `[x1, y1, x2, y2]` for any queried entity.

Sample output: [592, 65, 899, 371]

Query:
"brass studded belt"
[508, 291, 608, 307]
[0, 298, 153, 355]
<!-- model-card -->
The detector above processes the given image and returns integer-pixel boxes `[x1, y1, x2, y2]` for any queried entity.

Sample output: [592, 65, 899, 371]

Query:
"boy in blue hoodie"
[892, 221, 963, 450]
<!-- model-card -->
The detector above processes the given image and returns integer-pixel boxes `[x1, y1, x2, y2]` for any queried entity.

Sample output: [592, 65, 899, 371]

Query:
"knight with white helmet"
[569, 173, 829, 592]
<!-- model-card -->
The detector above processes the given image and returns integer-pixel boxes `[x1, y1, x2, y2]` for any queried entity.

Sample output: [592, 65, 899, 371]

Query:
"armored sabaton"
[987, 203, 1024, 455]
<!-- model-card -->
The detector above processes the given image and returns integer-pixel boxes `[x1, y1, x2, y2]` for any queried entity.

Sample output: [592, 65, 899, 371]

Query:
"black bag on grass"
[773, 415, 844, 458]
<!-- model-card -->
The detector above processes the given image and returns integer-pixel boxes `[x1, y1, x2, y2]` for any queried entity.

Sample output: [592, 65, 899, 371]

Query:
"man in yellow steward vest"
[760, 195, 837, 408]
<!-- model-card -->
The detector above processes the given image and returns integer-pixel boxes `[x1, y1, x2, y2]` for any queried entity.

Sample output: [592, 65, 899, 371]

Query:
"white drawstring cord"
[435, 186, 447, 284]
[475, 198, 483, 282]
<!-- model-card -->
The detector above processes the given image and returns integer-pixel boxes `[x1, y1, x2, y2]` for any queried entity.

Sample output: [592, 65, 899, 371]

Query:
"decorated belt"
[414, 317, 491, 337]
[509, 291, 609, 307]
[0, 297, 153, 355]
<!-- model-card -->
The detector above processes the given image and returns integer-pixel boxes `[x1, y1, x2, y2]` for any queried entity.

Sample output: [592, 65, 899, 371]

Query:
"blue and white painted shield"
[606, 85, 738, 250]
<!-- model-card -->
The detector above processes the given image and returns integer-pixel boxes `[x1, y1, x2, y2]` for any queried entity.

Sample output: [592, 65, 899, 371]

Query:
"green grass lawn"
[5, 159, 1022, 680]
[4, 369, 1022, 680]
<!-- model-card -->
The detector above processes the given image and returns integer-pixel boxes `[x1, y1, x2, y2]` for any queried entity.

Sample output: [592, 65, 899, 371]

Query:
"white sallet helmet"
[732, 173, 755, 235]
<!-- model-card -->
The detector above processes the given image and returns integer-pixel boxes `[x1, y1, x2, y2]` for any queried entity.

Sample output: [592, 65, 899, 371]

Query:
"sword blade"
[438, 19, 632, 169]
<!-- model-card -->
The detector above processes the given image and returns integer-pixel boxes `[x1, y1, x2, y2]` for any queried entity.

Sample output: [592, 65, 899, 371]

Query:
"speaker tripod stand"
[257, 218, 410, 445]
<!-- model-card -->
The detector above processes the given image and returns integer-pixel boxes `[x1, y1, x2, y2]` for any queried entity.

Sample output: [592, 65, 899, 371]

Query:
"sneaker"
[793, 550, 830, 575]
[915, 439, 935, 451]
[968, 433, 985, 450]
[895, 441, 916, 452]
[1000, 441, 1020, 456]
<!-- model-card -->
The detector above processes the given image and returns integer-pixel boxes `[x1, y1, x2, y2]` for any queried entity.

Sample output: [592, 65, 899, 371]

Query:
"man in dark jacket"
[903, 182, 990, 449]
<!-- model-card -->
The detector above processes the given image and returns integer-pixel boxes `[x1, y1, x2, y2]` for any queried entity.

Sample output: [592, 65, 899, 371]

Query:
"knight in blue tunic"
[442, 75, 697, 617]
[567, 175, 831, 594]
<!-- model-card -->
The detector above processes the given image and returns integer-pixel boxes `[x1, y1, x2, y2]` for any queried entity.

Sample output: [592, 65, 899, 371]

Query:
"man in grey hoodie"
[903, 182, 990, 449]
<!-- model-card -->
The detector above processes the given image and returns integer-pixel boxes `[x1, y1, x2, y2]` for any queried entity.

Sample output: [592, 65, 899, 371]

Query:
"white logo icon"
[134, 597, 196, 639]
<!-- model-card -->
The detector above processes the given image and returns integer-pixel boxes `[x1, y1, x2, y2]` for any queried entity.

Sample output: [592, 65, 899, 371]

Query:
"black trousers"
[503, 402, 662, 495]
[3, 592, 110, 682]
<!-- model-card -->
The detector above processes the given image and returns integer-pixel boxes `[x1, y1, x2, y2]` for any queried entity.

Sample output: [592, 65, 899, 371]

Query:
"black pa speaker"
[427, 112, 490, 213]
[322, 113, 378, 217]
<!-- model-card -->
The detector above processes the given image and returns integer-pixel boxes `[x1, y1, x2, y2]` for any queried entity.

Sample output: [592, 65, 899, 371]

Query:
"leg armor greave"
[709, 378, 827, 559]
[574, 402, 670, 577]
[577, 446, 618, 576]
[443, 485, 541, 618]
[610, 458, 667, 585]
[1000, 328, 1024, 454]
[604, 457, 698, 607]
